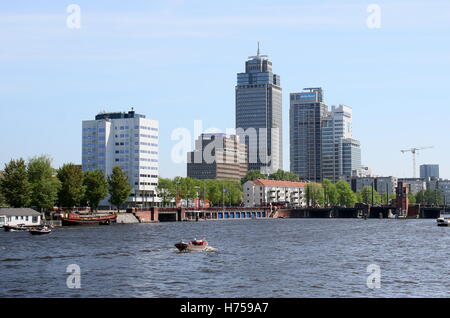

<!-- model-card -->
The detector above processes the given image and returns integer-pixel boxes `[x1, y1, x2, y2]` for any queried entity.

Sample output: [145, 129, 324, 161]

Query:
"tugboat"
[175, 238, 208, 252]
[29, 226, 52, 235]
[436, 217, 449, 227]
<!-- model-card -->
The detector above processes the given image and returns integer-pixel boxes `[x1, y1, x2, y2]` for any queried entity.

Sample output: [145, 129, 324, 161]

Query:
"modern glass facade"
[235, 48, 282, 174]
[290, 88, 327, 182]
[290, 90, 361, 183]
[420, 164, 439, 179]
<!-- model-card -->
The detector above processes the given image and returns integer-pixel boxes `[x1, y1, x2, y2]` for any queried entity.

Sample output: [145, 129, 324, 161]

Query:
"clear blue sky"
[1, 0, 449, 179]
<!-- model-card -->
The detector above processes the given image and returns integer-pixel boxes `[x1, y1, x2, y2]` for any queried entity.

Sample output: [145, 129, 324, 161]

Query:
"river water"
[0, 219, 449, 297]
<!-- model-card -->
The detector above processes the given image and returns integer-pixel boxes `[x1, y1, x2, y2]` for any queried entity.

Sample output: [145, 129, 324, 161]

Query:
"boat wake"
[173, 246, 218, 253]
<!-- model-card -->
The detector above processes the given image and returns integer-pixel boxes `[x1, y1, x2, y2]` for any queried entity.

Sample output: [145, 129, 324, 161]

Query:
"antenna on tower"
[257, 41, 260, 56]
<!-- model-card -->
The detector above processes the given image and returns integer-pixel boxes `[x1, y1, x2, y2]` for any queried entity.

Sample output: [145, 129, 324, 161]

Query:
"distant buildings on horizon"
[77, 46, 447, 207]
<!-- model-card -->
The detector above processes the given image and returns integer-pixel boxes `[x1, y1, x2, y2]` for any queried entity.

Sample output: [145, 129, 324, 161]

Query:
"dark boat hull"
[61, 215, 117, 226]
[3, 225, 28, 232]
[29, 230, 51, 235]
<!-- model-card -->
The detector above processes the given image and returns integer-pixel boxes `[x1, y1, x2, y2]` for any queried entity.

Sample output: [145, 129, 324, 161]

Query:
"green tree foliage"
[241, 170, 267, 184]
[356, 186, 381, 205]
[83, 170, 108, 211]
[269, 169, 300, 182]
[27, 155, 61, 211]
[0, 172, 7, 207]
[157, 178, 176, 205]
[335, 180, 356, 207]
[305, 182, 324, 206]
[157, 177, 243, 206]
[108, 166, 132, 211]
[0, 159, 32, 208]
[322, 179, 338, 206]
[415, 189, 443, 205]
[57, 163, 85, 208]
[407, 192, 416, 204]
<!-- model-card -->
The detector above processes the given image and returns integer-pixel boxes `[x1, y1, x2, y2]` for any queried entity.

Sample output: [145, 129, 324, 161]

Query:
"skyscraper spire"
[257, 41, 260, 56]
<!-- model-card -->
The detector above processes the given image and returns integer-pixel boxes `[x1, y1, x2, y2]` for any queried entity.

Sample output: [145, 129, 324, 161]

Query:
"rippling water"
[1, 219, 449, 297]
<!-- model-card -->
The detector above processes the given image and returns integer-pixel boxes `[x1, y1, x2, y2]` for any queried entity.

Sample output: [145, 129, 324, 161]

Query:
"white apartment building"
[82, 110, 160, 207]
[243, 179, 307, 207]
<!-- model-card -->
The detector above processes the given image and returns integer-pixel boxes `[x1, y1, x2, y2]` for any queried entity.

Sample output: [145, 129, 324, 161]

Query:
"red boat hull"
[61, 214, 117, 226]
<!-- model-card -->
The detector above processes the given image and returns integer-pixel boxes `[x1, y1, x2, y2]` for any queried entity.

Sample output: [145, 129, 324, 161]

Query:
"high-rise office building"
[420, 164, 439, 179]
[322, 105, 361, 183]
[290, 88, 327, 182]
[290, 89, 361, 183]
[82, 110, 159, 207]
[235, 44, 282, 174]
[187, 133, 248, 180]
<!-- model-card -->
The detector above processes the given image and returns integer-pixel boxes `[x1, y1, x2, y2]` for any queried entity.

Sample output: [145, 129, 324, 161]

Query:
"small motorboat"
[175, 238, 208, 252]
[3, 224, 28, 232]
[29, 226, 52, 235]
[437, 217, 449, 227]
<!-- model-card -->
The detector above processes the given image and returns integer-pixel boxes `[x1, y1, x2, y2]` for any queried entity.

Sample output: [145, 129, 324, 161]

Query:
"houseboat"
[61, 212, 117, 226]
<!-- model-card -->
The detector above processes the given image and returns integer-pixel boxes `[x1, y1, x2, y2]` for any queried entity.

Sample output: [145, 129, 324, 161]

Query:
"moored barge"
[61, 213, 117, 226]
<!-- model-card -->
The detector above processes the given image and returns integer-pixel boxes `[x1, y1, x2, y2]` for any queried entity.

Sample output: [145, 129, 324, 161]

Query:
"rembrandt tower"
[235, 44, 283, 174]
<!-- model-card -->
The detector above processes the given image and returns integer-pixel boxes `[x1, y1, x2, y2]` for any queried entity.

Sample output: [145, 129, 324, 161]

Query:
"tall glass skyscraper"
[235, 44, 282, 174]
[290, 88, 327, 182]
[290, 88, 361, 182]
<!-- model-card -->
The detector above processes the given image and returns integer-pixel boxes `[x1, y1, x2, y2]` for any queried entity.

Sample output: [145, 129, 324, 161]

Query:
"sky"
[0, 0, 449, 179]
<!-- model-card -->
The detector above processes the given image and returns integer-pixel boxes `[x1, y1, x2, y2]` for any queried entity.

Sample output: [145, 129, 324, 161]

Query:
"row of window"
[135, 158, 158, 162]
[136, 142, 158, 147]
[135, 182, 158, 186]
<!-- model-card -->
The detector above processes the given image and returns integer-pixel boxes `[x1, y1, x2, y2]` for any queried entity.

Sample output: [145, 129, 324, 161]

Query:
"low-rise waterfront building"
[375, 176, 397, 195]
[243, 179, 306, 207]
[0, 208, 42, 227]
[398, 178, 426, 195]
[350, 176, 397, 195]
[426, 178, 450, 205]
[187, 133, 248, 180]
[351, 176, 375, 192]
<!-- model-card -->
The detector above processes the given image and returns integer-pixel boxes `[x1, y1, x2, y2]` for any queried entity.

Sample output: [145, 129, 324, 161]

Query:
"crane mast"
[400, 146, 433, 178]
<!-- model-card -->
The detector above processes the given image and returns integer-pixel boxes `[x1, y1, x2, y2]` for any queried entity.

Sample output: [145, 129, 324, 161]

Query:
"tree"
[336, 180, 356, 207]
[322, 179, 338, 206]
[416, 189, 442, 205]
[57, 163, 85, 208]
[83, 170, 108, 211]
[27, 155, 61, 211]
[241, 170, 267, 184]
[269, 169, 300, 182]
[157, 178, 176, 206]
[0, 172, 7, 207]
[408, 192, 416, 204]
[0, 159, 31, 207]
[305, 182, 324, 207]
[357, 186, 381, 205]
[108, 166, 132, 211]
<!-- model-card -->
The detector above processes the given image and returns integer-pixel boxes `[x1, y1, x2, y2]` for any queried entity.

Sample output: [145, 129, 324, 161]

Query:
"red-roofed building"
[243, 179, 307, 207]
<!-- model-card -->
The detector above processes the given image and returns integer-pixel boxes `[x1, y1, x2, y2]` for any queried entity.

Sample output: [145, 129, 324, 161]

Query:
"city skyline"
[1, 1, 449, 179]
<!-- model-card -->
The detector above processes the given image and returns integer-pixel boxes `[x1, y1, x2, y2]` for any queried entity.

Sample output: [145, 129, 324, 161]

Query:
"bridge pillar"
[151, 207, 159, 222]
